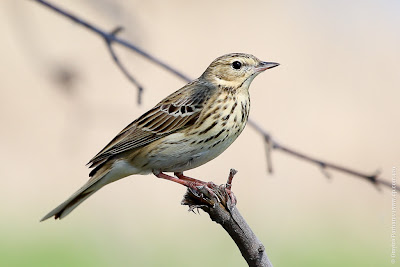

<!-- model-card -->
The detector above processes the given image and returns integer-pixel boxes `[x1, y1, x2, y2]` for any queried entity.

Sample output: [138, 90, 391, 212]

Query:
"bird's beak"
[255, 62, 280, 72]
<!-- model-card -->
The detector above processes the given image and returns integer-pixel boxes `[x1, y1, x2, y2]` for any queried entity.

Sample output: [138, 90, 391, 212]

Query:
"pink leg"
[153, 171, 217, 199]
[174, 172, 206, 184]
[153, 171, 198, 187]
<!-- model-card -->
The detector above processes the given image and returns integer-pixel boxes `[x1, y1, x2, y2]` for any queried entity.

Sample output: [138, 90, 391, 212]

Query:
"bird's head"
[201, 53, 279, 89]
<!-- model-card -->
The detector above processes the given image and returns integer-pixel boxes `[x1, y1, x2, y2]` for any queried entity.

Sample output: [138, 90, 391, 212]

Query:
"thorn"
[196, 207, 201, 215]
[187, 204, 206, 213]
[110, 26, 124, 36]
[264, 135, 274, 174]
[318, 162, 332, 179]
[320, 166, 332, 179]
[369, 169, 382, 192]
[188, 206, 196, 213]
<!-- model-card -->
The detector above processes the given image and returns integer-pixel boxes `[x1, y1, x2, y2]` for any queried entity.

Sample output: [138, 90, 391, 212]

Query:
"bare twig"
[32, 1, 397, 192]
[248, 120, 396, 191]
[264, 134, 274, 174]
[226, 168, 237, 191]
[182, 170, 273, 267]
[33, 0, 191, 88]
[106, 26, 143, 104]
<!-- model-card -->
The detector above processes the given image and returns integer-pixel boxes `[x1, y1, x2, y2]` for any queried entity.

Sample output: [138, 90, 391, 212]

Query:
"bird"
[41, 53, 279, 221]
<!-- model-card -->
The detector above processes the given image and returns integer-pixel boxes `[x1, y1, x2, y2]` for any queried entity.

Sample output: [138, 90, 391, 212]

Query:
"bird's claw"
[188, 182, 220, 206]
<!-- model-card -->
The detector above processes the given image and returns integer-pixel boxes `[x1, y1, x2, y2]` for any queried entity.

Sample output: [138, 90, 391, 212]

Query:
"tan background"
[1, 0, 399, 266]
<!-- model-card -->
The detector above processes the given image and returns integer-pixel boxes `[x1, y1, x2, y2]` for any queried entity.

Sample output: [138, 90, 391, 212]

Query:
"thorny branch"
[32, 0, 398, 193]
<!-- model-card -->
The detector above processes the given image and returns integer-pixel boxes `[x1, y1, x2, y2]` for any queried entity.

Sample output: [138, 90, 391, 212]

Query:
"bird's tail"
[41, 164, 116, 221]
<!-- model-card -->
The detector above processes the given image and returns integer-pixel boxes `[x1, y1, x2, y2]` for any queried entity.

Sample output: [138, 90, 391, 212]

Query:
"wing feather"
[88, 80, 215, 170]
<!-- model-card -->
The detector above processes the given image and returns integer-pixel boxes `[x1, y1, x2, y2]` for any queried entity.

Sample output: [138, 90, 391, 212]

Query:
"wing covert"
[88, 80, 215, 169]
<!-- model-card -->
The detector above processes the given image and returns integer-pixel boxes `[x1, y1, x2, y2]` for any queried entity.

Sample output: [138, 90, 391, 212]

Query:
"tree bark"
[181, 170, 273, 267]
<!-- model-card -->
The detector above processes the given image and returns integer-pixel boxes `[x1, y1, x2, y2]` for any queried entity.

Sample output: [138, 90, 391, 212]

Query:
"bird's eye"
[232, 61, 242, 70]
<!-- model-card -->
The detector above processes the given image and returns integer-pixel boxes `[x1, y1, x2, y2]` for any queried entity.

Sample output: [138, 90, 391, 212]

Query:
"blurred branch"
[33, 0, 190, 104]
[32, 1, 397, 189]
[33, 0, 191, 81]
[182, 169, 273, 267]
[247, 120, 397, 191]
[106, 26, 143, 104]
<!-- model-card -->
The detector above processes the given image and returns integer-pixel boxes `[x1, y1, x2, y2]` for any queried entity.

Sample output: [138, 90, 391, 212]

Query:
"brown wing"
[87, 80, 215, 169]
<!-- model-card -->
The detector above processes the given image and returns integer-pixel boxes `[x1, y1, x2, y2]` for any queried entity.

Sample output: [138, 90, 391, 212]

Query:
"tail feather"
[40, 190, 97, 221]
[41, 165, 113, 221]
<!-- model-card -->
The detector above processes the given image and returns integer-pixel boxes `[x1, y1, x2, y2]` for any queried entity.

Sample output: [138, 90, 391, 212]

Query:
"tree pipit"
[41, 53, 279, 221]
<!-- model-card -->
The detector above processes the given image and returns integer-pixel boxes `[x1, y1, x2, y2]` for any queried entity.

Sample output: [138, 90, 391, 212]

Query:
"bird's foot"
[153, 171, 220, 204]
[181, 169, 239, 212]
[174, 172, 221, 202]
[187, 181, 220, 204]
[174, 172, 206, 184]
[154, 170, 237, 209]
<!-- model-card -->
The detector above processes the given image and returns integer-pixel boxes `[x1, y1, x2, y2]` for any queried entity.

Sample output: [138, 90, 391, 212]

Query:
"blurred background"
[1, 0, 399, 266]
